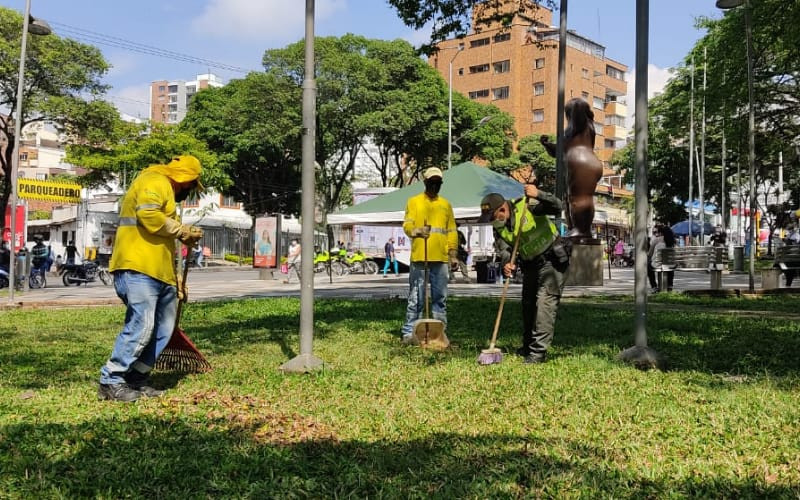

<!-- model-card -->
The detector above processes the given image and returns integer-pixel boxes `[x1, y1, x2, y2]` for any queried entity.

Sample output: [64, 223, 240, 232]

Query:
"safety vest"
[496, 198, 557, 259]
[403, 192, 458, 262]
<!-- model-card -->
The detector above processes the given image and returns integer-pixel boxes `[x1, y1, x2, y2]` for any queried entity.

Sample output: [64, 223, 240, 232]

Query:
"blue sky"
[4, 0, 721, 120]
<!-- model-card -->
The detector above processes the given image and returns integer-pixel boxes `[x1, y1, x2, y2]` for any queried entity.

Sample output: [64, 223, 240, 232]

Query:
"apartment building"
[149, 73, 224, 124]
[428, 1, 628, 167]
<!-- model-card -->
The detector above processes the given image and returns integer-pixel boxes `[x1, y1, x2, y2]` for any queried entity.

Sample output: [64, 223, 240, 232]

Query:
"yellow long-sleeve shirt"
[403, 192, 458, 263]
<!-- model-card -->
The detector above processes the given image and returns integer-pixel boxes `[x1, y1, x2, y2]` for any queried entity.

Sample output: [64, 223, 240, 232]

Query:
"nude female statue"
[540, 98, 603, 240]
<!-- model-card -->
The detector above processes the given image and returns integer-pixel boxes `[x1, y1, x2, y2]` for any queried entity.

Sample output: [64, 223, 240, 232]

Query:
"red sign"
[3, 205, 26, 251]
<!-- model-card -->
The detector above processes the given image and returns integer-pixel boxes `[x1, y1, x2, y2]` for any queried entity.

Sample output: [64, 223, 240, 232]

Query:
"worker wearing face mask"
[477, 176, 570, 364]
[98, 155, 204, 402]
[400, 167, 458, 344]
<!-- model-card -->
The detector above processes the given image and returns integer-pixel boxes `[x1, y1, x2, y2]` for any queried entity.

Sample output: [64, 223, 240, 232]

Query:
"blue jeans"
[100, 271, 177, 385]
[383, 257, 398, 275]
[401, 261, 448, 336]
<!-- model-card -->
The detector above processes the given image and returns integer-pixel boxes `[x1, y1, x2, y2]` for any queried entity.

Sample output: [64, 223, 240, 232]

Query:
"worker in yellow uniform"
[400, 167, 458, 344]
[98, 155, 204, 402]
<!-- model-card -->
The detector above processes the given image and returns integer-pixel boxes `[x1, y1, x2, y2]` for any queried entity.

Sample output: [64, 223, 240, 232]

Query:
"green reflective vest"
[496, 198, 557, 259]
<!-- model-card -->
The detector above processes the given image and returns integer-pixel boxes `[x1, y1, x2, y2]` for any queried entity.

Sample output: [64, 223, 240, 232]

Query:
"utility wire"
[50, 21, 259, 74]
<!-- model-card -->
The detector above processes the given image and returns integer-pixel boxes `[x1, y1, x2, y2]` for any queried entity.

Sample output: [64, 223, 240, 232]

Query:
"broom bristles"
[477, 347, 503, 365]
[155, 328, 212, 373]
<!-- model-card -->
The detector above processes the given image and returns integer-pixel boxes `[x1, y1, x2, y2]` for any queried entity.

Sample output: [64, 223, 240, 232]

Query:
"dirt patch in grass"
[147, 390, 339, 446]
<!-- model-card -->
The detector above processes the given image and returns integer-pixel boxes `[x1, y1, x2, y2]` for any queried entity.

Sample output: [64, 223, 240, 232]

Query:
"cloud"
[105, 51, 142, 78]
[107, 84, 151, 120]
[192, 0, 347, 42]
[624, 64, 675, 128]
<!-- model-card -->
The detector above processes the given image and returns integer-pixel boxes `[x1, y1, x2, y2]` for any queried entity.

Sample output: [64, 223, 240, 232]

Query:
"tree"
[65, 123, 227, 192]
[0, 6, 109, 231]
[387, 0, 555, 54]
[643, 1, 800, 227]
[181, 72, 301, 216]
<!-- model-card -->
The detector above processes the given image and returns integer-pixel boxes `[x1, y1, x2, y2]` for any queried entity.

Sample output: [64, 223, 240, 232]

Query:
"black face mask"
[174, 181, 198, 202]
[425, 179, 442, 195]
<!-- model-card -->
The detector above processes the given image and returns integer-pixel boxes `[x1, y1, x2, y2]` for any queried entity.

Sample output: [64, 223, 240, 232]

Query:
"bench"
[768, 245, 800, 288]
[658, 246, 727, 291]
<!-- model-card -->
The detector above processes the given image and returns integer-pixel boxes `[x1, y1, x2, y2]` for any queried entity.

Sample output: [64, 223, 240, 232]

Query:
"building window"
[604, 139, 616, 149]
[535, 58, 545, 69]
[36, 173, 47, 181]
[492, 86, 509, 100]
[493, 60, 510, 74]
[581, 91, 590, 101]
[594, 122, 604, 135]
[470, 37, 490, 48]
[582, 68, 589, 79]
[19, 152, 28, 161]
[606, 65, 626, 81]
[533, 109, 544, 122]
[183, 192, 200, 208]
[469, 63, 490, 74]
[458, 68, 464, 76]
[158, 85, 165, 92]
[468, 89, 490, 99]
[533, 82, 545, 96]
[493, 32, 511, 43]
[220, 194, 238, 208]
[605, 115, 625, 127]
[593, 96, 605, 110]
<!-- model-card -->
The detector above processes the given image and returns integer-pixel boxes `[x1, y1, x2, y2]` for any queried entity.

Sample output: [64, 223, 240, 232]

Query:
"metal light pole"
[620, 0, 663, 370]
[717, 0, 756, 292]
[688, 58, 695, 245]
[554, 0, 568, 201]
[7, 1, 51, 303]
[280, 0, 324, 372]
[447, 46, 464, 170]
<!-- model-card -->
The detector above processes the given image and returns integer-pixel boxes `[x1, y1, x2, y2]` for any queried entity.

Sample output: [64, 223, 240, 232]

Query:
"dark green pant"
[519, 255, 567, 357]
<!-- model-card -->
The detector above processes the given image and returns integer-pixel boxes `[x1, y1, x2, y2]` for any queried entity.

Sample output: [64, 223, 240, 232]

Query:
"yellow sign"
[17, 178, 82, 203]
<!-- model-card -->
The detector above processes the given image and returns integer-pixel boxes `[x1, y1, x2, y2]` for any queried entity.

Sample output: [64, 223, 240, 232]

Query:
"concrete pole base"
[279, 353, 325, 373]
[618, 345, 666, 371]
[258, 269, 275, 280]
[565, 239, 604, 286]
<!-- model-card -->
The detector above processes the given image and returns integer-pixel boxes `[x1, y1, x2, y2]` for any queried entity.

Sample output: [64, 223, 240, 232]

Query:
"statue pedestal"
[565, 238, 603, 286]
[259, 269, 275, 280]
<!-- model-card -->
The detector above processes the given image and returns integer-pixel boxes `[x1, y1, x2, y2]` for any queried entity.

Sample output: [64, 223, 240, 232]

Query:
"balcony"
[604, 101, 626, 117]
[604, 125, 627, 140]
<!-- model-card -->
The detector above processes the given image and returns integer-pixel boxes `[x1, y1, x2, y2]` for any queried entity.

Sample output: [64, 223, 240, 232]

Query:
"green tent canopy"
[327, 162, 525, 225]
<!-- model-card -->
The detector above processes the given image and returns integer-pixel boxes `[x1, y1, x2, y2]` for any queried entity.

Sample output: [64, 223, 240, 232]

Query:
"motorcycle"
[60, 260, 100, 286]
[0, 264, 46, 289]
[341, 250, 379, 274]
[313, 249, 347, 276]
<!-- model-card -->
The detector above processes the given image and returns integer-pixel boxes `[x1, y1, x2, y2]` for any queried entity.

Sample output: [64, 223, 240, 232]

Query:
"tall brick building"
[428, 1, 628, 168]
[149, 73, 224, 124]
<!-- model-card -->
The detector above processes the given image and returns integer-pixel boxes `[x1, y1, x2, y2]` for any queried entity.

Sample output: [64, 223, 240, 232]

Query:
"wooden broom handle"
[175, 244, 191, 328]
[487, 227, 522, 349]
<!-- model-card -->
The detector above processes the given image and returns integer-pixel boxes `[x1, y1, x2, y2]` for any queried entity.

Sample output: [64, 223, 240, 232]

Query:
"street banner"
[3, 205, 26, 251]
[17, 178, 82, 203]
[253, 216, 277, 268]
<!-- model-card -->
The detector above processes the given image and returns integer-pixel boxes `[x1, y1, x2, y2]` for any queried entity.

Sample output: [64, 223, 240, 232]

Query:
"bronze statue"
[541, 98, 603, 240]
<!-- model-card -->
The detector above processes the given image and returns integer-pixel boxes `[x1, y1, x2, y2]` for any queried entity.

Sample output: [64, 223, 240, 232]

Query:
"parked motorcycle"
[61, 261, 100, 286]
[0, 264, 46, 289]
[313, 249, 347, 276]
[341, 250, 378, 274]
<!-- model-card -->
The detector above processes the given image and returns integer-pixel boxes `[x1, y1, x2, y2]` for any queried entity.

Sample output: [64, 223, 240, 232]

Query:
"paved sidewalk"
[0, 266, 769, 310]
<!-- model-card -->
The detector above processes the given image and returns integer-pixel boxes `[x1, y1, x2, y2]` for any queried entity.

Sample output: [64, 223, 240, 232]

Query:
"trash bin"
[733, 246, 744, 272]
[475, 259, 489, 283]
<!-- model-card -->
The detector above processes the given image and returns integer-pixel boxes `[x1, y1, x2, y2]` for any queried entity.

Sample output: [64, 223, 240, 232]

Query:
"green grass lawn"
[1, 296, 799, 498]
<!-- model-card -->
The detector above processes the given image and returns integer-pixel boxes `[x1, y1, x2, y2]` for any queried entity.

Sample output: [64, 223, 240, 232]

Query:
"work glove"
[176, 277, 188, 303]
[449, 249, 459, 267]
[177, 225, 204, 245]
[412, 225, 431, 239]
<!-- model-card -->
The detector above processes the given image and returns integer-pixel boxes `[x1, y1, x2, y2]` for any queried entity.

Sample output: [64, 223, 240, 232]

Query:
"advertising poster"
[253, 216, 277, 268]
[3, 205, 26, 251]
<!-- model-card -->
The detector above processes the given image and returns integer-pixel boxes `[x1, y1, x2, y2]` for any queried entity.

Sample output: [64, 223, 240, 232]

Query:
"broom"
[155, 247, 212, 373]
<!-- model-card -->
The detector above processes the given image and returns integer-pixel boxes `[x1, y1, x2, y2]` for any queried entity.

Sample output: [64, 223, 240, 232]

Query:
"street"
[3, 265, 766, 308]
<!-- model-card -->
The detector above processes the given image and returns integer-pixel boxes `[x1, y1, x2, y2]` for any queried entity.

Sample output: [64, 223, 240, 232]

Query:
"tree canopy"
[0, 6, 109, 230]
[387, 0, 555, 54]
